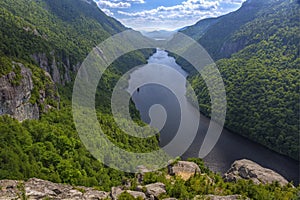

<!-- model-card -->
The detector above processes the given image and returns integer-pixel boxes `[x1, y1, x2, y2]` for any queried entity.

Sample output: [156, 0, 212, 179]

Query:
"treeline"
[0, 0, 158, 190]
[183, 0, 300, 159]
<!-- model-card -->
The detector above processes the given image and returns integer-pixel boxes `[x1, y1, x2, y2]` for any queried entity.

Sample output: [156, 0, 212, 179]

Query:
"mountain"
[141, 30, 176, 40]
[0, 0, 126, 84]
[181, 0, 292, 60]
[0, 0, 158, 189]
[0, 0, 299, 197]
[181, 0, 300, 160]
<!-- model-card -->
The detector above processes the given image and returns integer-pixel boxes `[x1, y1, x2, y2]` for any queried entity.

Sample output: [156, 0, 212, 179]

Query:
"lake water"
[128, 49, 299, 184]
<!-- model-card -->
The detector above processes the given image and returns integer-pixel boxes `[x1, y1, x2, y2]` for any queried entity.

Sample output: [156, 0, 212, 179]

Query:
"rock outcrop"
[0, 63, 59, 121]
[144, 182, 166, 199]
[223, 159, 289, 186]
[0, 178, 109, 200]
[0, 64, 39, 121]
[168, 161, 201, 180]
[31, 52, 78, 85]
[112, 187, 146, 200]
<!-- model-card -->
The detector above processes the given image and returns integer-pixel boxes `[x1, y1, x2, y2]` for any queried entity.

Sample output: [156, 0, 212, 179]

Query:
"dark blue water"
[128, 49, 299, 184]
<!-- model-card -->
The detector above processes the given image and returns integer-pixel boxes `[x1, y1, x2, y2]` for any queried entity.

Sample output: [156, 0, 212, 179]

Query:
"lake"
[128, 49, 299, 184]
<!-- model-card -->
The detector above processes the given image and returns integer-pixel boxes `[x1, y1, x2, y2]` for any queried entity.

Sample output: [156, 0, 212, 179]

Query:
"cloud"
[118, 0, 220, 19]
[114, 0, 145, 3]
[220, 0, 246, 4]
[97, 1, 131, 8]
[95, 0, 245, 30]
[101, 8, 114, 16]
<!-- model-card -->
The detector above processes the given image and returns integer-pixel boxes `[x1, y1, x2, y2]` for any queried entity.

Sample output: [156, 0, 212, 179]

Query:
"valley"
[0, 0, 299, 199]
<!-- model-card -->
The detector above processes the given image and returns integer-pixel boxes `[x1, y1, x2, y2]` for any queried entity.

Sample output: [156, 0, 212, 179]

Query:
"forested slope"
[182, 0, 300, 160]
[0, 0, 158, 190]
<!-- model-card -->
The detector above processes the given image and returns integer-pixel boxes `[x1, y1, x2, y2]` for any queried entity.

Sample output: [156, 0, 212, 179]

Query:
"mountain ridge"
[181, 0, 300, 160]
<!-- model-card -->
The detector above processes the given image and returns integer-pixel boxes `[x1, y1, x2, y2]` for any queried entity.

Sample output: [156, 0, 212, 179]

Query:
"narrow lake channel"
[128, 49, 299, 184]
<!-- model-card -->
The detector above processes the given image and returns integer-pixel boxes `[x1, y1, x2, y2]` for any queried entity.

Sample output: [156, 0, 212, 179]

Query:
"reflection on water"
[128, 49, 299, 184]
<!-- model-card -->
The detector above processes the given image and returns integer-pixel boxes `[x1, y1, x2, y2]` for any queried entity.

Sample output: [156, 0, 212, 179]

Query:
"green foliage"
[0, 0, 158, 191]
[183, 0, 300, 160]
[0, 55, 12, 76]
[0, 0, 125, 81]
[139, 159, 300, 200]
[118, 191, 144, 200]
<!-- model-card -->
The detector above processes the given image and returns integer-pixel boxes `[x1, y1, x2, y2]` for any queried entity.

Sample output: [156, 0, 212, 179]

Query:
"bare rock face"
[223, 159, 289, 186]
[31, 52, 76, 85]
[0, 178, 109, 200]
[111, 187, 146, 200]
[0, 64, 39, 121]
[32, 53, 61, 84]
[0, 63, 59, 121]
[145, 182, 166, 199]
[168, 161, 201, 180]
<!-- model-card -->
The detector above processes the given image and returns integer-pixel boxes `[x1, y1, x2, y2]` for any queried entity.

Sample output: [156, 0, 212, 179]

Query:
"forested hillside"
[182, 0, 300, 160]
[0, 0, 158, 190]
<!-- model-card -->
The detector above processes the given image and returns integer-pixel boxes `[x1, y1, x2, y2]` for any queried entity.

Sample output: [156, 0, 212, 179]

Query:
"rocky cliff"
[0, 62, 59, 121]
[31, 52, 78, 85]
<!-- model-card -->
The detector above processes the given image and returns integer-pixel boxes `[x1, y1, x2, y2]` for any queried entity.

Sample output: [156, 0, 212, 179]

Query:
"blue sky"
[94, 0, 246, 31]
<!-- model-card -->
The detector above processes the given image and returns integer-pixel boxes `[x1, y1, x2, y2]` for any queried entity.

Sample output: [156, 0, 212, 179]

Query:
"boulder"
[111, 187, 146, 200]
[0, 180, 22, 200]
[145, 182, 166, 199]
[0, 178, 109, 200]
[223, 159, 289, 186]
[111, 187, 123, 200]
[126, 190, 146, 199]
[168, 161, 201, 180]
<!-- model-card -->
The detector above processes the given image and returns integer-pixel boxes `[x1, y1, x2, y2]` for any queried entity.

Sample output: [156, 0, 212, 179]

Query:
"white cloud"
[112, 0, 145, 3]
[95, 0, 245, 30]
[220, 0, 246, 4]
[118, 0, 220, 19]
[97, 0, 131, 8]
[101, 8, 114, 16]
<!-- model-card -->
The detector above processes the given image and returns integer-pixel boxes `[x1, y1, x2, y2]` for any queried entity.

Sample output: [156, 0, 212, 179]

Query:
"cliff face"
[31, 53, 76, 85]
[0, 63, 39, 121]
[0, 62, 59, 121]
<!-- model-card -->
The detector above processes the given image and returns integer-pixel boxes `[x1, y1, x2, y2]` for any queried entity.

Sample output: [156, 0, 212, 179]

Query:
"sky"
[94, 0, 246, 31]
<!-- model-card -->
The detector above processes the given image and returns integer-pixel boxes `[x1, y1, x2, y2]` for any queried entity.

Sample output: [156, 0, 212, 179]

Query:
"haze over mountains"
[0, 0, 299, 199]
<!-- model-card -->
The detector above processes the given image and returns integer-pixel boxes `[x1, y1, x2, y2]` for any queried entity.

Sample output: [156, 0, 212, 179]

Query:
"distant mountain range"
[141, 30, 176, 40]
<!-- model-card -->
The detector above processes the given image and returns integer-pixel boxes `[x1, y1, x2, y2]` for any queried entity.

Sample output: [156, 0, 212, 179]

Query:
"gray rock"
[0, 62, 59, 121]
[111, 187, 124, 200]
[136, 165, 150, 184]
[145, 182, 166, 199]
[111, 187, 146, 200]
[0, 180, 22, 200]
[0, 64, 39, 121]
[168, 161, 201, 180]
[223, 159, 289, 186]
[0, 178, 109, 200]
[126, 190, 146, 199]
[31, 52, 75, 85]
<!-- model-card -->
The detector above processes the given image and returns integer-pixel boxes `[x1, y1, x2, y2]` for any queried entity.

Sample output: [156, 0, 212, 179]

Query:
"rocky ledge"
[223, 159, 289, 186]
[0, 160, 291, 200]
